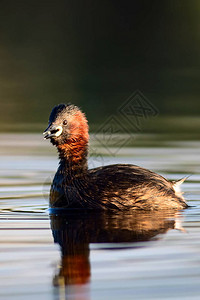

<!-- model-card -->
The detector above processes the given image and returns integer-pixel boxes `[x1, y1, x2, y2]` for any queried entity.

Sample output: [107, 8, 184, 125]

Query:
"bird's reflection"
[50, 209, 183, 289]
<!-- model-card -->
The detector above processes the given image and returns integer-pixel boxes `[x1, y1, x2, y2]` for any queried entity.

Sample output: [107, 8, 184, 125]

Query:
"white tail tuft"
[172, 176, 189, 198]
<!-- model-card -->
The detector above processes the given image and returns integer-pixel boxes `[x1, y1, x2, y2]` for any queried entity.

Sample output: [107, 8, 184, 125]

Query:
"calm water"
[0, 134, 200, 300]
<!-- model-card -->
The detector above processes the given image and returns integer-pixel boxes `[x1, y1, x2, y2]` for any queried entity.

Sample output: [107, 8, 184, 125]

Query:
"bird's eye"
[63, 120, 67, 125]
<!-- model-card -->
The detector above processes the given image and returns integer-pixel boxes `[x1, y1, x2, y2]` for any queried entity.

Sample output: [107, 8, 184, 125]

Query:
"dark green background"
[0, 0, 199, 133]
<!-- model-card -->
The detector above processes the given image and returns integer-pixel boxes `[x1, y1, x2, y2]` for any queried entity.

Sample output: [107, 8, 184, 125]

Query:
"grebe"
[43, 103, 188, 210]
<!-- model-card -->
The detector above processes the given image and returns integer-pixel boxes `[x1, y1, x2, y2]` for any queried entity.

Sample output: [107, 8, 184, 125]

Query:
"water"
[0, 134, 200, 300]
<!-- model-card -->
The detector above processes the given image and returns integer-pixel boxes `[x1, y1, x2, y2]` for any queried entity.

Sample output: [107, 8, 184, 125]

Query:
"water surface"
[0, 134, 200, 300]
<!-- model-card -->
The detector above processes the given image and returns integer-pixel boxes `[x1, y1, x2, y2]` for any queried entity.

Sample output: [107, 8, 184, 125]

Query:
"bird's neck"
[57, 138, 88, 178]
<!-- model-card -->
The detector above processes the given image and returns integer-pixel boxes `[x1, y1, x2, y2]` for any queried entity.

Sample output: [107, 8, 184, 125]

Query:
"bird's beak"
[43, 124, 63, 139]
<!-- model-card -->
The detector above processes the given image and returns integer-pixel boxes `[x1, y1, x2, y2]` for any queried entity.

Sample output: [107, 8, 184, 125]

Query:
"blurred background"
[0, 0, 199, 135]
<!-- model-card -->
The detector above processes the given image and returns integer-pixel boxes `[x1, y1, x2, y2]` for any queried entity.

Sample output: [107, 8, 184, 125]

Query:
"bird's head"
[43, 104, 89, 148]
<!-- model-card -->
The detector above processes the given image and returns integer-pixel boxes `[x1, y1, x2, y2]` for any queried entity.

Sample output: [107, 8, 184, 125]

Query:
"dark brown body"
[50, 163, 188, 211]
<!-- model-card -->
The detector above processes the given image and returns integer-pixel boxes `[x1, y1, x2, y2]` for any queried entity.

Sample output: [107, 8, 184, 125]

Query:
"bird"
[43, 103, 188, 211]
